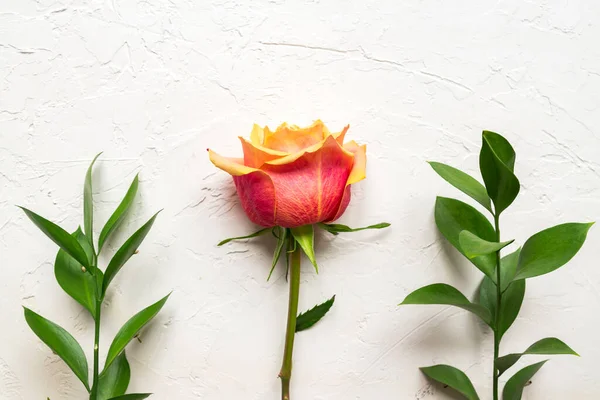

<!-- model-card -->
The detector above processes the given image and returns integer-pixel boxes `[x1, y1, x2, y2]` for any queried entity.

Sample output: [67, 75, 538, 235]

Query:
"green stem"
[493, 214, 501, 400]
[279, 239, 301, 400]
[90, 298, 102, 399]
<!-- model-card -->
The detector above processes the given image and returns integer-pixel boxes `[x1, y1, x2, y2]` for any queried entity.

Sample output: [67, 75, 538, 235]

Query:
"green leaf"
[420, 364, 480, 400]
[19, 207, 92, 270]
[499, 248, 521, 291]
[479, 131, 520, 215]
[502, 361, 547, 400]
[498, 279, 525, 339]
[429, 161, 492, 212]
[496, 338, 578, 377]
[104, 294, 170, 371]
[55, 228, 101, 318]
[290, 225, 318, 273]
[102, 212, 160, 296]
[98, 351, 130, 400]
[478, 277, 525, 338]
[98, 174, 139, 253]
[434, 197, 497, 278]
[268, 227, 287, 281]
[296, 295, 335, 332]
[108, 395, 151, 400]
[400, 284, 491, 325]
[23, 307, 89, 391]
[515, 222, 594, 280]
[217, 227, 270, 246]
[459, 230, 514, 259]
[319, 222, 391, 235]
[84, 152, 102, 251]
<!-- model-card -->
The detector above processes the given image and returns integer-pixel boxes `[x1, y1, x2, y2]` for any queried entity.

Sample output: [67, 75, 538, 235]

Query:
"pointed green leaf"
[98, 351, 130, 400]
[98, 174, 139, 253]
[319, 222, 391, 235]
[400, 284, 491, 325]
[496, 338, 578, 376]
[24, 308, 89, 391]
[502, 361, 547, 400]
[217, 227, 270, 246]
[102, 212, 160, 296]
[268, 227, 287, 281]
[478, 277, 525, 338]
[20, 207, 92, 270]
[296, 295, 335, 332]
[420, 364, 480, 400]
[515, 222, 594, 280]
[459, 230, 514, 259]
[498, 279, 525, 339]
[55, 228, 101, 317]
[108, 395, 151, 400]
[499, 248, 521, 291]
[84, 153, 102, 251]
[429, 161, 492, 212]
[104, 294, 170, 371]
[290, 225, 318, 272]
[479, 131, 520, 215]
[434, 197, 496, 278]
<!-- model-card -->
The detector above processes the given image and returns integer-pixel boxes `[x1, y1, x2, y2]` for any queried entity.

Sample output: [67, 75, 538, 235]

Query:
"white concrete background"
[1, 1, 599, 399]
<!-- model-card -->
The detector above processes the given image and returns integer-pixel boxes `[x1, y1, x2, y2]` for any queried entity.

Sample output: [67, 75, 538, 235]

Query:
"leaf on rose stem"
[296, 295, 335, 332]
[502, 360, 547, 400]
[23, 308, 90, 391]
[319, 222, 390, 235]
[458, 230, 514, 259]
[84, 152, 102, 252]
[496, 338, 578, 377]
[107, 395, 151, 400]
[217, 227, 270, 246]
[514, 222, 594, 280]
[98, 351, 130, 400]
[55, 228, 101, 318]
[434, 197, 496, 279]
[102, 212, 160, 296]
[19, 207, 93, 272]
[290, 225, 318, 273]
[267, 227, 287, 281]
[103, 294, 170, 371]
[478, 276, 525, 338]
[420, 364, 480, 400]
[98, 174, 139, 253]
[428, 161, 492, 212]
[479, 131, 520, 215]
[400, 283, 492, 325]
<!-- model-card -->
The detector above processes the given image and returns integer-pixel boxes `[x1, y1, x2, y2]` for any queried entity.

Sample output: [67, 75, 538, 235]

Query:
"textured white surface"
[1, 1, 600, 399]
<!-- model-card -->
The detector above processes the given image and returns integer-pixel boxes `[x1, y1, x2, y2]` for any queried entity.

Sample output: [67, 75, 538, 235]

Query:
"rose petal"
[239, 137, 288, 168]
[263, 120, 327, 153]
[233, 172, 277, 227]
[208, 149, 277, 227]
[261, 135, 354, 227]
[326, 142, 367, 222]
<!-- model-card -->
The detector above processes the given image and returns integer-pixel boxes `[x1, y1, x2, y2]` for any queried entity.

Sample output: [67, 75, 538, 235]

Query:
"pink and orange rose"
[208, 120, 366, 228]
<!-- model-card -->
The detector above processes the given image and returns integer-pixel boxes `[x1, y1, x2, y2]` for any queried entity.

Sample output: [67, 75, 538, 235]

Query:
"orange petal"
[239, 137, 287, 168]
[250, 124, 265, 146]
[326, 142, 367, 222]
[208, 149, 257, 176]
[263, 120, 327, 153]
[332, 124, 349, 146]
[345, 141, 367, 185]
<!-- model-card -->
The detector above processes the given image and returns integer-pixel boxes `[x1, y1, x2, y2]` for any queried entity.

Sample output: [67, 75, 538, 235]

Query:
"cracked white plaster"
[1, 0, 600, 399]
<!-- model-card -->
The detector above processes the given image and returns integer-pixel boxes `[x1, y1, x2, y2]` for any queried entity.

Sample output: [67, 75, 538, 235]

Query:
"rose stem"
[279, 236, 301, 400]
